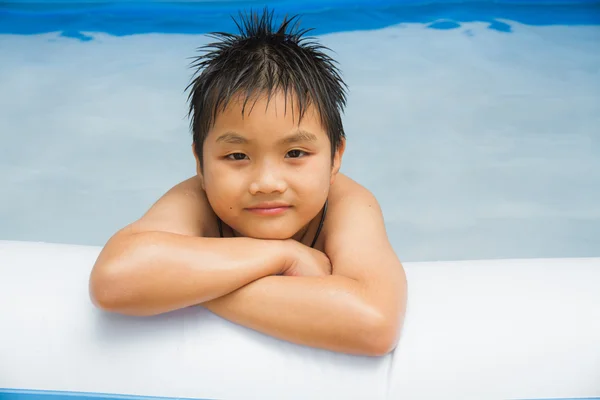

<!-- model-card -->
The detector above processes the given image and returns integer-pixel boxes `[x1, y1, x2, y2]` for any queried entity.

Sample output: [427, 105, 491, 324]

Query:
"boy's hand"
[280, 240, 332, 277]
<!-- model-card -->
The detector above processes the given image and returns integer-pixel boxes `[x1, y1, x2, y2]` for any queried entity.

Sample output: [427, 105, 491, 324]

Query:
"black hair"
[186, 8, 348, 167]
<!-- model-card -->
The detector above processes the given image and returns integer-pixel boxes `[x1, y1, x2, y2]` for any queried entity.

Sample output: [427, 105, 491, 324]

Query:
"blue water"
[1, 1, 599, 262]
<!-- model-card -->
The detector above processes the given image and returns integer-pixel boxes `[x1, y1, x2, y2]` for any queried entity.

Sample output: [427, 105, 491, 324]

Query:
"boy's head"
[186, 9, 348, 239]
[187, 8, 347, 167]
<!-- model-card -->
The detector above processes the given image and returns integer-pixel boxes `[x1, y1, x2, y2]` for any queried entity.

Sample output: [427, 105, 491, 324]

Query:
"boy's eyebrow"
[215, 132, 248, 144]
[215, 130, 318, 145]
[279, 130, 318, 145]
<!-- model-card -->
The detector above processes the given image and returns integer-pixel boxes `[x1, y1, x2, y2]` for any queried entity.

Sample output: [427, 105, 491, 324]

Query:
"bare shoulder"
[323, 173, 393, 258]
[329, 173, 375, 204]
[118, 176, 214, 238]
[326, 173, 382, 220]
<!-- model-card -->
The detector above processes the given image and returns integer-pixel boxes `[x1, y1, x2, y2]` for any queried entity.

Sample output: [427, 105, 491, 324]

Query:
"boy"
[89, 9, 407, 357]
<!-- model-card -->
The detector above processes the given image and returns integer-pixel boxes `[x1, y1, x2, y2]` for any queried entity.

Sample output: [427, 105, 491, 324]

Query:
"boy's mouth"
[245, 202, 291, 215]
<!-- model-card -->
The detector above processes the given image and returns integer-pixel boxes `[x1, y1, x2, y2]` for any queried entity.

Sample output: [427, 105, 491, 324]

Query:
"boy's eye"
[286, 149, 306, 158]
[226, 153, 248, 161]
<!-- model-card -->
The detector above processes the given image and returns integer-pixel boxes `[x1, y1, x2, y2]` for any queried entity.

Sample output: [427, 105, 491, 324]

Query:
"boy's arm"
[203, 187, 407, 356]
[89, 179, 285, 316]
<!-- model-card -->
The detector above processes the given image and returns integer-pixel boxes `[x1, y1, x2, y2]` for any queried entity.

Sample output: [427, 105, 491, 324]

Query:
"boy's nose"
[249, 164, 287, 195]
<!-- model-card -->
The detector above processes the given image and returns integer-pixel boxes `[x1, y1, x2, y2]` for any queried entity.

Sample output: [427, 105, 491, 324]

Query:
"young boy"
[89, 9, 407, 357]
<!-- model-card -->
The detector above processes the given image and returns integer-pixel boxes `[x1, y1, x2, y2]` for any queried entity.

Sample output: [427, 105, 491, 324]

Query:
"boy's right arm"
[88, 178, 285, 316]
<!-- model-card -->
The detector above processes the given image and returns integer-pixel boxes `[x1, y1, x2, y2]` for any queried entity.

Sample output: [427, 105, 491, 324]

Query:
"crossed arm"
[203, 193, 406, 355]
[89, 180, 406, 356]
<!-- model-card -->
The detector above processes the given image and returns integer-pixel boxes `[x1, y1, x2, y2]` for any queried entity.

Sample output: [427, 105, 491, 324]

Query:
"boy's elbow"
[90, 286, 117, 312]
[370, 332, 399, 357]
[89, 264, 127, 313]
[362, 314, 400, 356]
[89, 240, 139, 314]
[371, 323, 398, 356]
[88, 230, 146, 312]
[89, 271, 155, 317]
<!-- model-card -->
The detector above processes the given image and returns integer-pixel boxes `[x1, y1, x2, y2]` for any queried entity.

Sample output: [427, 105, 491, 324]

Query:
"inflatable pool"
[1, 240, 599, 399]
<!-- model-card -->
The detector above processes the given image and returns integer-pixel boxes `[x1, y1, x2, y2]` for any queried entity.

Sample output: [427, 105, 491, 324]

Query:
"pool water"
[0, 1, 599, 262]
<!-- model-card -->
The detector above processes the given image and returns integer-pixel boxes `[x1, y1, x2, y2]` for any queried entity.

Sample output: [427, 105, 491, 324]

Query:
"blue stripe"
[1, 388, 598, 400]
[0, 389, 212, 400]
[0, 2, 599, 38]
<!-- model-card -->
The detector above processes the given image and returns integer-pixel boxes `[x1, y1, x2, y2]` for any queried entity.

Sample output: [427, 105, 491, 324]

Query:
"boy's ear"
[330, 137, 346, 185]
[192, 144, 205, 189]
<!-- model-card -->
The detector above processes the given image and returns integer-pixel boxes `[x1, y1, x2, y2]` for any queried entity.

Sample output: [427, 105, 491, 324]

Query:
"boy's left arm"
[203, 188, 407, 356]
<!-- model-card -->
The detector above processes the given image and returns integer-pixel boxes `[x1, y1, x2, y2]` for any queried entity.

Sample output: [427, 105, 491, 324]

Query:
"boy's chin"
[239, 226, 297, 241]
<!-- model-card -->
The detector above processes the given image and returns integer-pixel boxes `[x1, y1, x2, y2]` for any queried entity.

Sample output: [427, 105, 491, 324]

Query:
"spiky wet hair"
[186, 8, 348, 167]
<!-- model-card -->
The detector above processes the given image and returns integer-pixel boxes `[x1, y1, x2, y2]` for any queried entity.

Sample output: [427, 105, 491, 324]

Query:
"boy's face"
[196, 91, 344, 240]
